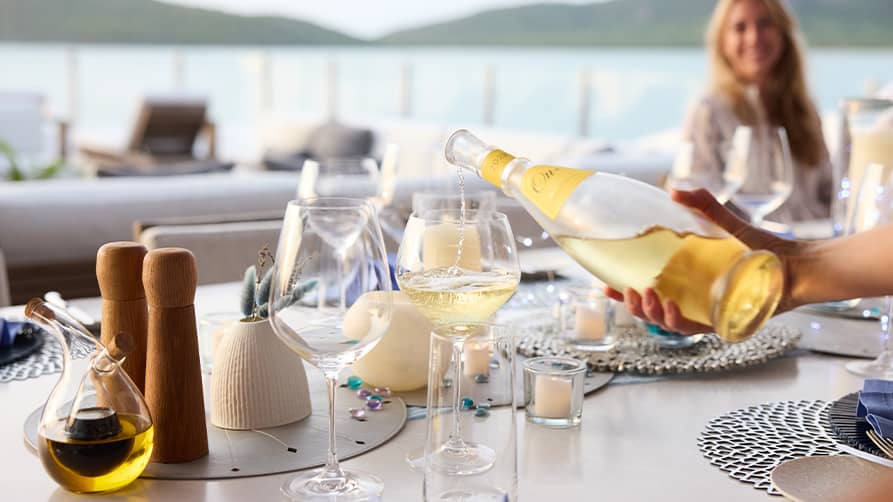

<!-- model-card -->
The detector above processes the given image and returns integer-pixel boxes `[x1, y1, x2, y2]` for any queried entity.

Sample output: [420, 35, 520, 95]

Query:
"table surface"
[0, 279, 878, 501]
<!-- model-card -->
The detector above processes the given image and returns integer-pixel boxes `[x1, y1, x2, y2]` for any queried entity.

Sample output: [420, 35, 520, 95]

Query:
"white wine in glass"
[396, 209, 520, 474]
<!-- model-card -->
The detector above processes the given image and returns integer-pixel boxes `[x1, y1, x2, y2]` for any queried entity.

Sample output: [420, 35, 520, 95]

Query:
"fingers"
[671, 188, 750, 237]
[625, 287, 712, 336]
[604, 287, 624, 302]
[663, 299, 713, 335]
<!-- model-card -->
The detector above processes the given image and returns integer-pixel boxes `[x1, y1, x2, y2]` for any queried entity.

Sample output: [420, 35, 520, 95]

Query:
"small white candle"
[463, 342, 491, 377]
[423, 223, 482, 270]
[534, 375, 572, 419]
[574, 305, 605, 340]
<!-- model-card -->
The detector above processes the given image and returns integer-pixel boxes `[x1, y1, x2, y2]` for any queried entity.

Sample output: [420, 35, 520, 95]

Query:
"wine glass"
[729, 126, 794, 226]
[666, 137, 747, 204]
[846, 163, 893, 378]
[395, 208, 520, 474]
[297, 157, 380, 200]
[269, 197, 393, 501]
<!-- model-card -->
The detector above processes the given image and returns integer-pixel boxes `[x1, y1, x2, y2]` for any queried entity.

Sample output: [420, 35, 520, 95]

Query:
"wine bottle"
[444, 129, 783, 342]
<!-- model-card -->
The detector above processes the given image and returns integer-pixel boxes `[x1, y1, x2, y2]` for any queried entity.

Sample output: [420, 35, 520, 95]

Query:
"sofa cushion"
[306, 123, 373, 160]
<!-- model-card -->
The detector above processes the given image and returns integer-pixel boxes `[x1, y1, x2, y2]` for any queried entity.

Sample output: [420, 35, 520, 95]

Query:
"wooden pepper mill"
[96, 242, 148, 392]
[143, 247, 208, 463]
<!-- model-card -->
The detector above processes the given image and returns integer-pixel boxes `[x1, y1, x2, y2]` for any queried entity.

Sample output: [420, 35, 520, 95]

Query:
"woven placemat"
[0, 328, 94, 383]
[698, 400, 838, 496]
[516, 320, 801, 375]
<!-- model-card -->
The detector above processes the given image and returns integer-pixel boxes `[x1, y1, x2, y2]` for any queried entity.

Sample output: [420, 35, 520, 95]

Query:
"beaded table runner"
[698, 400, 838, 496]
[516, 319, 801, 375]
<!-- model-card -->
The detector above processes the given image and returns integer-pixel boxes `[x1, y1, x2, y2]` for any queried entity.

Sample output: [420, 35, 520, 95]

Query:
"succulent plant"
[240, 244, 316, 321]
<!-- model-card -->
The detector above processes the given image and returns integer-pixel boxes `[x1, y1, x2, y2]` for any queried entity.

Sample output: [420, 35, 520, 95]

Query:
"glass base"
[846, 352, 893, 379]
[425, 485, 510, 501]
[649, 332, 705, 349]
[568, 338, 616, 352]
[281, 468, 383, 501]
[404, 442, 496, 476]
[526, 413, 582, 429]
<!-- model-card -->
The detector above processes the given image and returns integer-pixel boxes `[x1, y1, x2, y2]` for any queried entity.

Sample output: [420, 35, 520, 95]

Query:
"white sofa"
[1, 119, 673, 304]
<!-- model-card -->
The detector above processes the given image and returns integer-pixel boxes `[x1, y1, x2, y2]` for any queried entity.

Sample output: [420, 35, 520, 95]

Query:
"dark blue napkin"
[0, 319, 32, 348]
[857, 379, 893, 438]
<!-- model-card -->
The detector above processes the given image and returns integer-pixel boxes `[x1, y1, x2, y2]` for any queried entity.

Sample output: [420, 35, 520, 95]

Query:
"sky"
[161, 0, 599, 39]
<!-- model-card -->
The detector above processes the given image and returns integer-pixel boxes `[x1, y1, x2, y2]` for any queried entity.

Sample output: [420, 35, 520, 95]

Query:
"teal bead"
[367, 394, 383, 401]
[461, 397, 475, 409]
[347, 376, 363, 390]
[474, 408, 490, 418]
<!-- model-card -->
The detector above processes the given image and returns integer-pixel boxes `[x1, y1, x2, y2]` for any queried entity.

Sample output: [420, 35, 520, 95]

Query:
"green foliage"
[239, 264, 316, 321]
[0, 139, 64, 181]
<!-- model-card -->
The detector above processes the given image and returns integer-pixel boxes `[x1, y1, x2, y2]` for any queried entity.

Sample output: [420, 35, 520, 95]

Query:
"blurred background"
[2, 0, 891, 162]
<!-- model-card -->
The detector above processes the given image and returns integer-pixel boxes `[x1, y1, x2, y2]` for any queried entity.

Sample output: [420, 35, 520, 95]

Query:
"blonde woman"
[681, 0, 832, 223]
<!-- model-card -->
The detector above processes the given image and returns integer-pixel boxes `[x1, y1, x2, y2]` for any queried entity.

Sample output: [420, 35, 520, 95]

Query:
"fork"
[866, 429, 893, 458]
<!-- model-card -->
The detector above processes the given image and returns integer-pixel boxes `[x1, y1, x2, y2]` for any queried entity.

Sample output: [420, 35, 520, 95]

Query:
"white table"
[0, 282, 874, 501]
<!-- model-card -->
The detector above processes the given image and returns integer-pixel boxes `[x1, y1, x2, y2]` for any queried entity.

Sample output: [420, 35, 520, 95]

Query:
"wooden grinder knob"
[142, 248, 207, 463]
[96, 242, 148, 392]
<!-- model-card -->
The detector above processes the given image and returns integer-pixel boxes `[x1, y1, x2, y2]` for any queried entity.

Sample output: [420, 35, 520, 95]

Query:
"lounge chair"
[78, 95, 222, 175]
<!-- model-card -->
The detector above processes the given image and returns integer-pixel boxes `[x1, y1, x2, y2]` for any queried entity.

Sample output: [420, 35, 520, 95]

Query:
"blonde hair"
[706, 0, 826, 167]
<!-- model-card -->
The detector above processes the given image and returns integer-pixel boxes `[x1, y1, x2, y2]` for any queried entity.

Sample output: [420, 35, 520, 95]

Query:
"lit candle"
[534, 375, 572, 419]
[423, 223, 482, 270]
[463, 342, 490, 377]
[574, 305, 605, 340]
[344, 291, 433, 391]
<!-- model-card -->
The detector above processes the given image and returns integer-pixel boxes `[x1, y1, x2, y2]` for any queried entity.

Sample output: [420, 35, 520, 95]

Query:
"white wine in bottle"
[444, 129, 784, 342]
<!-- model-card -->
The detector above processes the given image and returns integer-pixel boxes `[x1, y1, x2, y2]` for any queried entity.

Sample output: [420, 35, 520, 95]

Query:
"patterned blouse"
[681, 93, 832, 224]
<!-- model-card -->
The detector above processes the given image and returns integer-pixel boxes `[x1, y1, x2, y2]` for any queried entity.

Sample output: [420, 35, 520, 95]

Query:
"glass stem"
[881, 296, 892, 354]
[446, 339, 466, 450]
[323, 371, 344, 478]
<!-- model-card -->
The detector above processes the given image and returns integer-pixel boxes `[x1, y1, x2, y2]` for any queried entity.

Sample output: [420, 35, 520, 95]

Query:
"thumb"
[670, 188, 756, 241]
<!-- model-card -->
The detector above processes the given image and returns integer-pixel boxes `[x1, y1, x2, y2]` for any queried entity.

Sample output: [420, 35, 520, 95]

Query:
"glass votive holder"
[523, 356, 586, 428]
[198, 311, 241, 373]
[560, 287, 616, 351]
[644, 323, 705, 349]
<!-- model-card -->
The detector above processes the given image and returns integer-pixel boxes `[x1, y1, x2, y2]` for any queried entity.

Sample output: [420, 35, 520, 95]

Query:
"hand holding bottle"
[605, 188, 804, 335]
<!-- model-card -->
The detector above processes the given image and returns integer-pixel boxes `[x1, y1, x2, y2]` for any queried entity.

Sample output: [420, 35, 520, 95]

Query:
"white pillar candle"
[574, 305, 605, 340]
[344, 291, 433, 391]
[534, 375, 572, 418]
[463, 342, 491, 377]
[423, 223, 482, 271]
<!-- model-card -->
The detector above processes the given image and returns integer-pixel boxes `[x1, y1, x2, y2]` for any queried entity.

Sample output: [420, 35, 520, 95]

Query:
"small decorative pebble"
[476, 402, 491, 410]
[489, 360, 500, 369]
[461, 397, 475, 409]
[473, 374, 489, 384]
[367, 394, 383, 402]
[366, 399, 383, 411]
[347, 376, 363, 390]
[357, 388, 373, 399]
[374, 387, 391, 397]
[442, 377, 453, 388]
[474, 408, 490, 418]
[349, 408, 367, 420]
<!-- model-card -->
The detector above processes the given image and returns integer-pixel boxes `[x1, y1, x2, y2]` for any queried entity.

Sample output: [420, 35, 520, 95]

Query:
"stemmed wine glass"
[395, 208, 520, 474]
[665, 136, 747, 204]
[269, 197, 394, 501]
[729, 126, 794, 226]
[846, 163, 893, 378]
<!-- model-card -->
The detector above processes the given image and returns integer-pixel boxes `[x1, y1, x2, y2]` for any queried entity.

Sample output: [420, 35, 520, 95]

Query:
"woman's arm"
[606, 189, 893, 334]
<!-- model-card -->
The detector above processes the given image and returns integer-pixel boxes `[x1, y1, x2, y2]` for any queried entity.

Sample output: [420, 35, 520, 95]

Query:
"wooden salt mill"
[96, 242, 148, 392]
[143, 248, 208, 463]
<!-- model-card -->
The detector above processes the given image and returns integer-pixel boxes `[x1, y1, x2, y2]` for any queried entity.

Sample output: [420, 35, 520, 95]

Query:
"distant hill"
[378, 0, 893, 47]
[0, 0, 890, 47]
[0, 0, 358, 45]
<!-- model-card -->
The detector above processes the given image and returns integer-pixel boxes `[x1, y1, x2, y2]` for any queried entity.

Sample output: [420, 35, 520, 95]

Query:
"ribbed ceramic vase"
[211, 318, 311, 430]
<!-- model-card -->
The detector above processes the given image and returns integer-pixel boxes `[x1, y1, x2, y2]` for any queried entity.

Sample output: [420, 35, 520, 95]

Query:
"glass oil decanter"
[25, 299, 154, 494]
[445, 129, 784, 342]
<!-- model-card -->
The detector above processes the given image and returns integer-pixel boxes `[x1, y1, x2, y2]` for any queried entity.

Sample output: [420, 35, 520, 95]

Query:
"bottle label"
[481, 149, 516, 186]
[521, 165, 594, 219]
